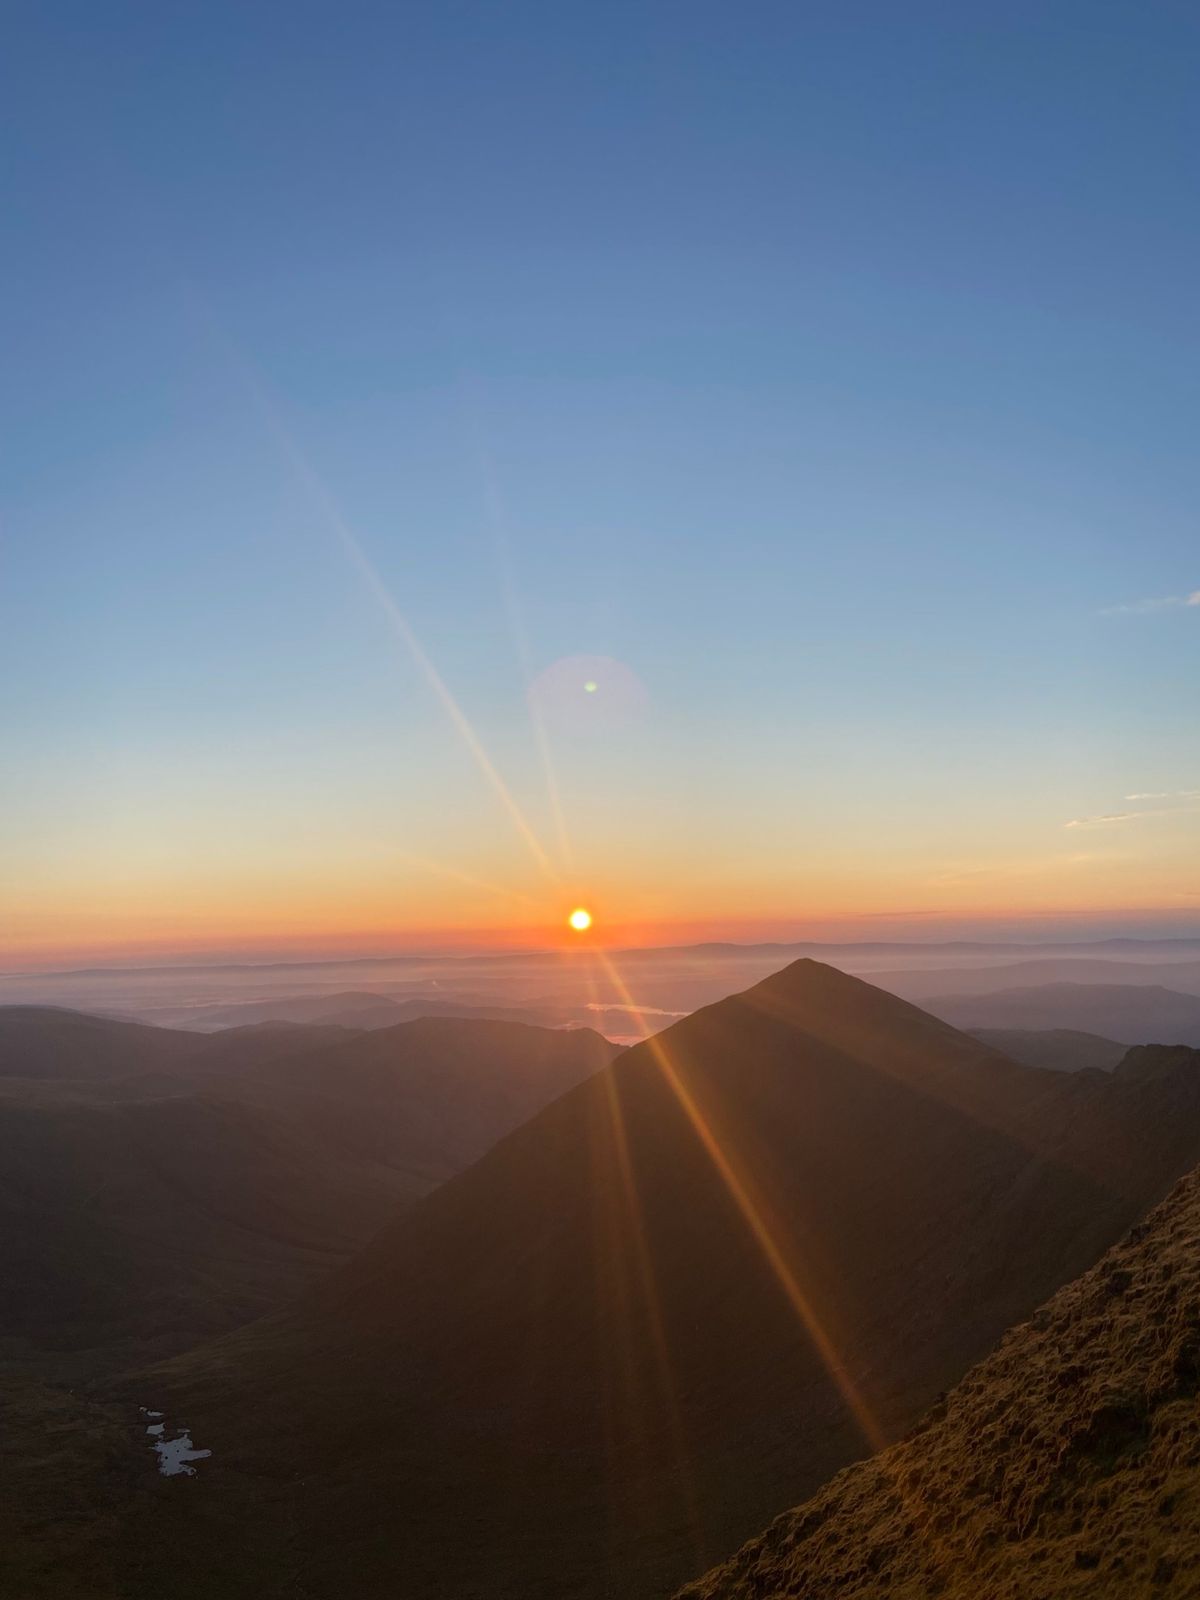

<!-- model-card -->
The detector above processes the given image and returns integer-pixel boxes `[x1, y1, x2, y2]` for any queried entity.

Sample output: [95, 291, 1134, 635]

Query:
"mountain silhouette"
[929, 983, 1200, 1045]
[0, 1005, 205, 1080]
[966, 1026, 1127, 1073]
[161, 989, 569, 1031]
[0, 1010, 614, 1356]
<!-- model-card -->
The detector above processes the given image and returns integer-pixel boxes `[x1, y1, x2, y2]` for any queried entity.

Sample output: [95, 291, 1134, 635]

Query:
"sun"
[567, 907, 593, 932]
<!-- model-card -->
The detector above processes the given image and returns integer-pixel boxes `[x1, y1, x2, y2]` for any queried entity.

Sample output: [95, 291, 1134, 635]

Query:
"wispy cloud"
[1100, 590, 1200, 616]
[1065, 804, 1200, 829]
[1125, 789, 1200, 802]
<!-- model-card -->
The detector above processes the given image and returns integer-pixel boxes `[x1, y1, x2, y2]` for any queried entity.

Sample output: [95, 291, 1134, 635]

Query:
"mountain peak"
[718, 956, 1020, 1098]
[739, 955, 967, 1022]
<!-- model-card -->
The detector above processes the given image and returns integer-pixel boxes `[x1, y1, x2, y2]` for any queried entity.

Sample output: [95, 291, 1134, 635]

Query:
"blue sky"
[4, 1, 1199, 958]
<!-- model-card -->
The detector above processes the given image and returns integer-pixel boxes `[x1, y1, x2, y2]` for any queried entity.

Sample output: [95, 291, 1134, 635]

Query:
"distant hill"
[81, 962, 1200, 1600]
[967, 1026, 1127, 1073]
[207, 1015, 620, 1191]
[678, 1114, 1200, 1599]
[0, 1006, 201, 1080]
[930, 983, 1200, 1045]
[862, 956, 1200, 1000]
[0, 1005, 356, 1083]
[0, 1010, 616, 1356]
[160, 989, 568, 1032]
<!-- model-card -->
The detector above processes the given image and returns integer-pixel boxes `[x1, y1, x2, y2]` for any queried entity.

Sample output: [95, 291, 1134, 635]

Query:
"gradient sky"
[4, 1, 1199, 963]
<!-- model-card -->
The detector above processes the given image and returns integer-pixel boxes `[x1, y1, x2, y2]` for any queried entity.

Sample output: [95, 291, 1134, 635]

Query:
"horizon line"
[7, 929, 1200, 983]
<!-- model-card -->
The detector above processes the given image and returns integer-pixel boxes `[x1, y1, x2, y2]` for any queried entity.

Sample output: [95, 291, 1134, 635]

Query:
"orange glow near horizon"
[7, 889, 1200, 971]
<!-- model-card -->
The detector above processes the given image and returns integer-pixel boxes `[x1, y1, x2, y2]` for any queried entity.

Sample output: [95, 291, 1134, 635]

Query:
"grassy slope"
[679, 1165, 1200, 1599]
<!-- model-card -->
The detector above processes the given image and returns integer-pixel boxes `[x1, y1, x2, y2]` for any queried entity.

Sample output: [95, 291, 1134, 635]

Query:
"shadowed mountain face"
[0, 1011, 616, 1358]
[929, 983, 1200, 1046]
[678, 1151, 1200, 1600]
[83, 964, 1200, 1600]
[0, 1006, 204, 1081]
[215, 1015, 621, 1190]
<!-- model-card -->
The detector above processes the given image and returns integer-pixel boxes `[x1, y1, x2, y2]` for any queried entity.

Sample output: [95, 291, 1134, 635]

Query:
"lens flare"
[568, 907, 593, 932]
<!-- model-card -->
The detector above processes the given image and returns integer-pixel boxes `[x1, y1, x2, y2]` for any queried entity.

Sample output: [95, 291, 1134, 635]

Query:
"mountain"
[967, 1027, 1128, 1073]
[0, 1005, 358, 1085]
[678, 1130, 1200, 1599]
[0, 1010, 616, 1358]
[0, 1086, 405, 1356]
[0, 1006, 201, 1080]
[930, 983, 1200, 1045]
[209, 1015, 620, 1190]
[68, 962, 1200, 1600]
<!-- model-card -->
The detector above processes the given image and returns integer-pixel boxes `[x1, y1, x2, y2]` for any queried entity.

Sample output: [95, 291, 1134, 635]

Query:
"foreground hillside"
[679, 1165, 1200, 1598]
[60, 962, 1200, 1600]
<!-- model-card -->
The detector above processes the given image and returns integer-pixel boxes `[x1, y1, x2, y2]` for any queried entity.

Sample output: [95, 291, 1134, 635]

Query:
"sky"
[3, 0, 1199, 964]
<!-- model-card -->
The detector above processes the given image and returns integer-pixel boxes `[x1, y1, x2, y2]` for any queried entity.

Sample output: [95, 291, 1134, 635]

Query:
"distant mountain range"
[930, 983, 1200, 1046]
[0, 1006, 615, 1358]
[10, 934, 1200, 982]
[966, 1026, 1128, 1073]
[156, 988, 569, 1031]
[867, 956, 1200, 1000]
[8, 939, 1200, 1052]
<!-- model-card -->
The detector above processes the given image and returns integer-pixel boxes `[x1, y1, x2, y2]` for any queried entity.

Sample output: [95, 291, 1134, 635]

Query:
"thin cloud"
[1125, 789, 1200, 801]
[1100, 590, 1200, 616]
[1065, 804, 1200, 829]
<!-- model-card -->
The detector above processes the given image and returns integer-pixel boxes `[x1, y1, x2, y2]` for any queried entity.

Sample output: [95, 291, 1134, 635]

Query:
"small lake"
[140, 1407, 212, 1477]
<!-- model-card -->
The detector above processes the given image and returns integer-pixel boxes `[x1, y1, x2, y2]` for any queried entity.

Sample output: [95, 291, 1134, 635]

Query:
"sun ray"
[393, 851, 549, 915]
[484, 477, 576, 876]
[210, 324, 560, 885]
[594, 947, 890, 1455]
[589, 1061, 705, 1561]
[453, 381, 576, 876]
